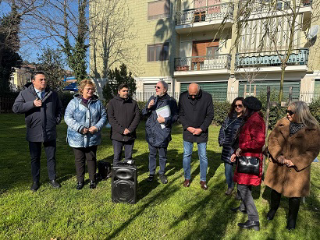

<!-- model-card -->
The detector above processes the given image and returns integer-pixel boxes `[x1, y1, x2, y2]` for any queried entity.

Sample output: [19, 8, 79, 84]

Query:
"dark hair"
[31, 71, 46, 80]
[243, 108, 264, 122]
[118, 83, 129, 91]
[228, 97, 244, 118]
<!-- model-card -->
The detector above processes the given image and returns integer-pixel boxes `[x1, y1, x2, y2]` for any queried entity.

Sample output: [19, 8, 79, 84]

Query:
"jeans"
[183, 141, 208, 182]
[112, 140, 134, 165]
[29, 141, 57, 182]
[224, 162, 234, 189]
[148, 144, 167, 175]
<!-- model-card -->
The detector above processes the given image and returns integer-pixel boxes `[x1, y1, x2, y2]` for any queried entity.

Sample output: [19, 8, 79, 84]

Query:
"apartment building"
[90, 0, 320, 102]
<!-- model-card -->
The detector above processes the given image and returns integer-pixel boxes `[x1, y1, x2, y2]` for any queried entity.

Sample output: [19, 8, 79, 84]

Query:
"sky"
[0, 1, 90, 73]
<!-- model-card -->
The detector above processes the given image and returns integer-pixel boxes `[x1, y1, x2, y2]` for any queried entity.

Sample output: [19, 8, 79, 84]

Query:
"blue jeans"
[183, 141, 208, 182]
[224, 162, 234, 189]
[148, 144, 167, 175]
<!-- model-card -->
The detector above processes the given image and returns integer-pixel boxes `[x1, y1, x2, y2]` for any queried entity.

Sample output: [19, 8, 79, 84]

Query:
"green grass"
[0, 113, 319, 239]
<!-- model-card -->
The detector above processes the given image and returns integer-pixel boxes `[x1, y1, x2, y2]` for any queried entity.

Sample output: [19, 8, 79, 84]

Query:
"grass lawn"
[0, 113, 319, 239]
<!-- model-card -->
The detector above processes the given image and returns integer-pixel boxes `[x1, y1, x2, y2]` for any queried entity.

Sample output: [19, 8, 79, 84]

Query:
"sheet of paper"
[156, 105, 171, 129]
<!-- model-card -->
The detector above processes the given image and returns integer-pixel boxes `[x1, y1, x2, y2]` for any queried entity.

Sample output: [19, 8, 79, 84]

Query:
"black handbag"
[237, 156, 260, 176]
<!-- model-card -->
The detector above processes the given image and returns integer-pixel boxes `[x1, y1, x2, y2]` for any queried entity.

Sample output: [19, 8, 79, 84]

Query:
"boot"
[286, 197, 301, 230]
[267, 189, 281, 220]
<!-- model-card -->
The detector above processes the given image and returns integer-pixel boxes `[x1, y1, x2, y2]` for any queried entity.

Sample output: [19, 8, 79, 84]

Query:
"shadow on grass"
[108, 173, 182, 239]
[168, 177, 241, 239]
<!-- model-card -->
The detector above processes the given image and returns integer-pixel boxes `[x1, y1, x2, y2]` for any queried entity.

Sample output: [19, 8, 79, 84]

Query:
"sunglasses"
[155, 86, 161, 89]
[286, 110, 295, 115]
[235, 104, 243, 108]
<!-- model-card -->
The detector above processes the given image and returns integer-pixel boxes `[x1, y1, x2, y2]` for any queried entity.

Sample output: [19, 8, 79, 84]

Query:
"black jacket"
[107, 95, 140, 142]
[218, 114, 243, 164]
[142, 94, 178, 148]
[179, 90, 214, 143]
[12, 83, 62, 142]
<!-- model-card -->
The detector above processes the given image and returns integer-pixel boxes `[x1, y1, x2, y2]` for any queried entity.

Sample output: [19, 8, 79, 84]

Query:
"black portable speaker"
[112, 164, 137, 204]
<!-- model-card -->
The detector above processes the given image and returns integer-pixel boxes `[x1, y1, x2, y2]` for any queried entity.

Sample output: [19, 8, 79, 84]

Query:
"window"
[206, 47, 219, 58]
[147, 43, 169, 62]
[148, 0, 170, 20]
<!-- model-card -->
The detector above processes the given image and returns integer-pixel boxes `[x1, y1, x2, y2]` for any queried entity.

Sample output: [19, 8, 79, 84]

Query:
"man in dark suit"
[107, 83, 140, 165]
[179, 83, 214, 190]
[12, 71, 62, 191]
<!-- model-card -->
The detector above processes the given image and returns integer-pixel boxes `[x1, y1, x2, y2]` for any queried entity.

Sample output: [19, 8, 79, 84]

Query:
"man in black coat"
[142, 80, 178, 184]
[107, 83, 140, 165]
[12, 71, 62, 191]
[179, 83, 214, 190]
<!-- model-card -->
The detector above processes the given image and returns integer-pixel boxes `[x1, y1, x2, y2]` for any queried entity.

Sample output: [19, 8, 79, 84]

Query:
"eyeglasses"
[84, 88, 95, 91]
[155, 86, 161, 89]
[286, 110, 295, 115]
[235, 104, 243, 108]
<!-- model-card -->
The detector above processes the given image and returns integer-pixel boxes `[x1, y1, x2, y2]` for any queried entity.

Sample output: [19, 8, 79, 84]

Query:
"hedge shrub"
[58, 92, 74, 113]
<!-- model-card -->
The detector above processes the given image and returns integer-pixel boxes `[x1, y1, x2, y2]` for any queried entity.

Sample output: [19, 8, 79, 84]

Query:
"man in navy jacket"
[12, 72, 62, 191]
[142, 81, 178, 184]
[179, 83, 214, 190]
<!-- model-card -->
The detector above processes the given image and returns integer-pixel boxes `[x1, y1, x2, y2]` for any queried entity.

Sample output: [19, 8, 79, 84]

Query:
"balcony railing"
[238, 0, 312, 14]
[175, 54, 231, 72]
[175, 2, 233, 26]
[235, 49, 309, 68]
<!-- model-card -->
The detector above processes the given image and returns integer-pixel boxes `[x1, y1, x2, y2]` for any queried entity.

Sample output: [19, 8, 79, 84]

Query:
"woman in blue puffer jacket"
[65, 79, 107, 190]
[218, 97, 244, 195]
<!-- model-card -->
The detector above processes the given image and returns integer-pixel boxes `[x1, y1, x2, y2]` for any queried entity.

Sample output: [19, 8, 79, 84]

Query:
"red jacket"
[233, 111, 266, 186]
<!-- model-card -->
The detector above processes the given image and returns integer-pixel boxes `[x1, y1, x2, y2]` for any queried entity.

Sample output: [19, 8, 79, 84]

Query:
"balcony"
[175, 3, 234, 33]
[235, 49, 309, 68]
[239, 0, 312, 18]
[174, 54, 231, 76]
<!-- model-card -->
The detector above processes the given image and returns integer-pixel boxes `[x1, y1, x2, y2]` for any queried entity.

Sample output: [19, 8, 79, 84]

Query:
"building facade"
[90, 0, 320, 102]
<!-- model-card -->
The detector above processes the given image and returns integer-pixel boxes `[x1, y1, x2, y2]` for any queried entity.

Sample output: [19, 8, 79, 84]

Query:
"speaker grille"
[112, 165, 137, 204]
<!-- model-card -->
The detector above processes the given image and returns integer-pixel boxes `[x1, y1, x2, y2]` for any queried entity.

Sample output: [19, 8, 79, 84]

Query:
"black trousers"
[112, 140, 134, 165]
[73, 146, 97, 182]
[29, 140, 57, 182]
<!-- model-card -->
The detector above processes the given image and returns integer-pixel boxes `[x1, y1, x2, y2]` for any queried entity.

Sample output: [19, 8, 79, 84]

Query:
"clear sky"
[0, 1, 90, 73]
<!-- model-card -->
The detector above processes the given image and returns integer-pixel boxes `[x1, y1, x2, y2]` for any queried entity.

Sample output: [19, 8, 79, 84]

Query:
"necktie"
[41, 92, 45, 100]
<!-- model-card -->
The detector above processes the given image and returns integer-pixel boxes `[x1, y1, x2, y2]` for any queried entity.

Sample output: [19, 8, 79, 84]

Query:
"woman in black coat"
[218, 97, 244, 195]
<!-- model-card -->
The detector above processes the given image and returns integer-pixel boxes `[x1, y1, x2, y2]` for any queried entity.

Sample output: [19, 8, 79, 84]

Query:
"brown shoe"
[200, 181, 208, 190]
[183, 179, 190, 187]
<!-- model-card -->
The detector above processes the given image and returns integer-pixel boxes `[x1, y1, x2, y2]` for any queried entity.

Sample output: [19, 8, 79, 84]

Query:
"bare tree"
[221, 0, 320, 104]
[89, 0, 138, 80]
[22, 0, 89, 81]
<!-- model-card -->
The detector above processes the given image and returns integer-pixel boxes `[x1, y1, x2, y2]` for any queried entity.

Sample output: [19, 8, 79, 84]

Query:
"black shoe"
[159, 174, 168, 184]
[30, 181, 40, 192]
[238, 220, 260, 231]
[89, 180, 96, 189]
[267, 209, 277, 220]
[147, 174, 154, 182]
[50, 180, 61, 188]
[231, 207, 247, 214]
[76, 182, 84, 190]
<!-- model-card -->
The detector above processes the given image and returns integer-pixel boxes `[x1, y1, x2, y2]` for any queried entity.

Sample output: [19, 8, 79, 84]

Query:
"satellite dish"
[307, 25, 319, 39]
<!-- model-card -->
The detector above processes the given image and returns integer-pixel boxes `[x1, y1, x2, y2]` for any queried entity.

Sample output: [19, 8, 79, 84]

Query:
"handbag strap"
[224, 118, 238, 131]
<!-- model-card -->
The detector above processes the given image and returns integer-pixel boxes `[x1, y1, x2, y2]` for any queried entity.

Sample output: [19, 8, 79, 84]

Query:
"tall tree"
[0, 2, 22, 93]
[216, 0, 320, 104]
[90, 0, 138, 79]
[36, 48, 67, 91]
[24, 0, 89, 82]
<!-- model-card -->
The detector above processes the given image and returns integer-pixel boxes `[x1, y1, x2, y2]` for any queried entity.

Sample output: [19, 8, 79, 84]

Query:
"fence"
[134, 91, 320, 104]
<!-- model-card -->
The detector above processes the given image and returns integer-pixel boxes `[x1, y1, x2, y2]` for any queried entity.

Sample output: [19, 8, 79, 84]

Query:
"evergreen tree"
[0, 4, 22, 93]
[103, 63, 136, 102]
